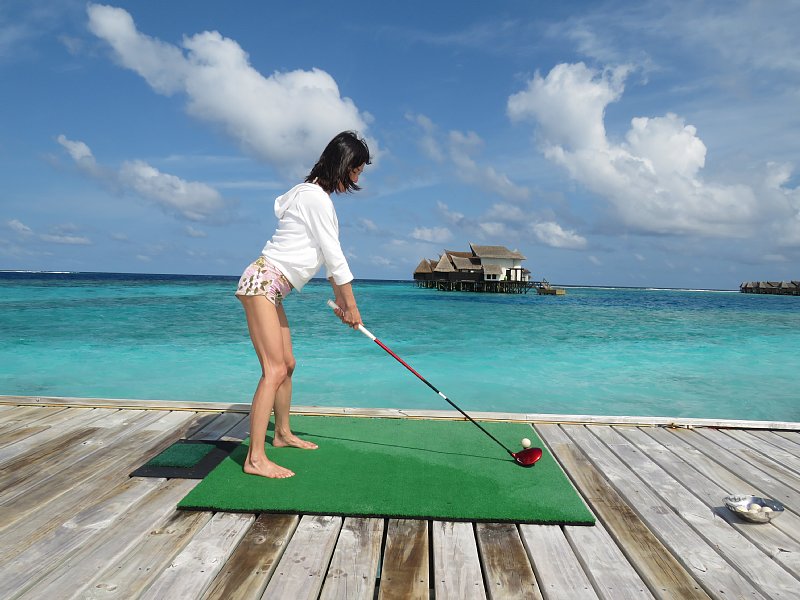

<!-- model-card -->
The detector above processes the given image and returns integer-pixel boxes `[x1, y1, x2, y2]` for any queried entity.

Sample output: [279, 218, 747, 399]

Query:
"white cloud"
[411, 226, 452, 243]
[448, 131, 530, 201]
[437, 200, 588, 249]
[56, 134, 105, 178]
[185, 225, 207, 238]
[407, 113, 444, 162]
[8, 219, 33, 235]
[437, 201, 467, 227]
[119, 160, 224, 221]
[58, 134, 226, 222]
[478, 222, 507, 237]
[508, 62, 797, 239]
[530, 221, 587, 249]
[485, 203, 525, 221]
[408, 114, 529, 200]
[371, 255, 393, 267]
[588, 255, 602, 266]
[39, 233, 91, 245]
[7, 218, 91, 245]
[356, 218, 379, 233]
[87, 3, 374, 176]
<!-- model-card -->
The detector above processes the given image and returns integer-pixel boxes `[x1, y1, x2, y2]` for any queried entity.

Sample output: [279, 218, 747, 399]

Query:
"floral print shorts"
[235, 256, 292, 306]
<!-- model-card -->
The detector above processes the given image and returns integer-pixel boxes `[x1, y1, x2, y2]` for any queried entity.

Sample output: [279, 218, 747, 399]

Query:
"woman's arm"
[329, 278, 362, 328]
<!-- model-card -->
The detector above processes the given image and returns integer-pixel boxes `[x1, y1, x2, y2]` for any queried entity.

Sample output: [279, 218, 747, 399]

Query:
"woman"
[235, 131, 370, 478]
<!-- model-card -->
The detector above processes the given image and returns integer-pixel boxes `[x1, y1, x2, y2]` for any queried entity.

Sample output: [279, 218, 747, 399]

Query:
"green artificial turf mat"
[178, 416, 594, 524]
[130, 440, 240, 479]
[150, 441, 215, 467]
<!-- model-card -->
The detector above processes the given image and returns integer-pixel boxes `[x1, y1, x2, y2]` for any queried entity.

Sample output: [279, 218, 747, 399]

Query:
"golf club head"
[512, 447, 543, 467]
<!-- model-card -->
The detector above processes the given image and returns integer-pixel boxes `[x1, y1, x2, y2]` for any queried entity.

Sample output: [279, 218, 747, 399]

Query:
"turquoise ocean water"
[1, 272, 798, 422]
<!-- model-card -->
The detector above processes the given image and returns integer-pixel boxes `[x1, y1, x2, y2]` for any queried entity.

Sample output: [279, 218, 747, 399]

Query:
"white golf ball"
[521, 438, 531, 449]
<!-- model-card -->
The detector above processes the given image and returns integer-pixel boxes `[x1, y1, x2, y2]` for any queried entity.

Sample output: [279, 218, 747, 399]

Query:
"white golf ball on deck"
[521, 438, 532, 449]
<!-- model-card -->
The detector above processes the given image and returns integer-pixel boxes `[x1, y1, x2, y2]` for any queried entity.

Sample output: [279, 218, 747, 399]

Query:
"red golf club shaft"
[327, 300, 516, 458]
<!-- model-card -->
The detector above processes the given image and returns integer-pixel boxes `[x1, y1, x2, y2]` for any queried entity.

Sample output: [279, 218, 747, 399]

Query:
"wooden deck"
[1, 396, 799, 600]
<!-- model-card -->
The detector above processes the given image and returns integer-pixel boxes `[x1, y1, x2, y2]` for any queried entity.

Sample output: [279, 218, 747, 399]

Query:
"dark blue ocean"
[1, 271, 798, 422]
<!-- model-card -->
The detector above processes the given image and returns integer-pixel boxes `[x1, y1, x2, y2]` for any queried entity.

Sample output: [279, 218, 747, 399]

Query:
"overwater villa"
[740, 281, 800, 296]
[414, 243, 564, 294]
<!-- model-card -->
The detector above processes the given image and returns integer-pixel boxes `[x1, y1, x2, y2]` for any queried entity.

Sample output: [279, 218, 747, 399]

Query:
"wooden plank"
[528, 411, 800, 430]
[0, 394, 253, 414]
[222, 414, 251, 441]
[0, 405, 67, 431]
[262, 514, 342, 600]
[0, 410, 200, 550]
[723, 429, 800, 475]
[431, 520, 487, 600]
[81, 510, 213, 600]
[679, 428, 800, 514]
[535, 423, 710, 600]
[0, 404, 50, 423]
[520, 524, 599, 599]
[749, 429, 800, 455]
[0, 409, 160, 501]
[0, 425, 101, 497]
[561, 424, 767, 600]
[189, 412, 247, 440]
[0, 407, 100, 450]
[139, 512, 256, 600]
[377, 519, 429, 600]
[4, 395, 799, 430]
[0, 407, 117, 466]
[20, 478, 198, 599]
[203, 513, 299, 600]
[0, 477, 163, 599]
[565, 520, 656, 600]
[645, 429, 800, 540]
[698, 428, 800, 492]
[0, 423, 50, 448]
[475, 522, 542, 600]
[592, 425, 800, 599]
[623, 426, 800, 577]
[320, 517, 384, 600]
[773, 430, 800, 444]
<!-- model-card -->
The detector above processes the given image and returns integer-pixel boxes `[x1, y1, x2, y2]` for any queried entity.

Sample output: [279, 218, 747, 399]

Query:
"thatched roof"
[444, 250, 473, 258]
[414, 259, 433, 274]
[470, 243, 526, 260]
[482, 264, 504, 276]
[451, 256, 480, 271]
[433, 255, 455, 272]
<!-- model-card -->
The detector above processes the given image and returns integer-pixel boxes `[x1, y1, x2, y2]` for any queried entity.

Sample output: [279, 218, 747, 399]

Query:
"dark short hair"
[305, 131, 371, 194]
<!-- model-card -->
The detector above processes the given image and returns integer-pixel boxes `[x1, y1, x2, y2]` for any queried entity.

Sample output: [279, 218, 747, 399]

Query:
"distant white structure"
[414, 243, 534, 293]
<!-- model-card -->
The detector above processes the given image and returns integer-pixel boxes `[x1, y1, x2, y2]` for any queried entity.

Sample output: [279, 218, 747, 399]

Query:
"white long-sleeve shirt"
[261, 183, 354, 291]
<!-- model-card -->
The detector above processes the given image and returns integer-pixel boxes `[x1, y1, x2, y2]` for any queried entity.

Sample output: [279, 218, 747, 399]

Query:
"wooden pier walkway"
[1, 395, 799, 599]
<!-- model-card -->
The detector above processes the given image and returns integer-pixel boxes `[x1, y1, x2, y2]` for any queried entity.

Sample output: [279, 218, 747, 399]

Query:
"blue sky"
[2, 0, 799, 288]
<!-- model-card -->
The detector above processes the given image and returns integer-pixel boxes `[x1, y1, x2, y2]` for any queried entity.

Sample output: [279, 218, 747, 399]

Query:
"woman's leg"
[239, 295, 294, 478]
[272, 304, 318, 449]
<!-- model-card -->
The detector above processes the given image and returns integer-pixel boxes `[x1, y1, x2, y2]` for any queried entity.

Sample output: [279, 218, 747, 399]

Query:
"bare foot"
[273, 433, 318, 450]
[243, 455, 294, 479]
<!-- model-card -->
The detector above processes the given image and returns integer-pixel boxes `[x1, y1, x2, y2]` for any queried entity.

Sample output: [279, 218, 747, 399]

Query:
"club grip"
[326, 299, 375, 340]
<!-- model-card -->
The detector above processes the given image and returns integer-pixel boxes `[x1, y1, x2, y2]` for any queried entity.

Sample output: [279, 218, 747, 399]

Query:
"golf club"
[327, 299, 542, 467]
